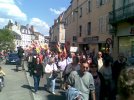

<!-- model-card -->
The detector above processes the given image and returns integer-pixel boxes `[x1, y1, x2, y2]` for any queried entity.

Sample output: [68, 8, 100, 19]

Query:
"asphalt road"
[0, 61, 33, 100]
[25, 62, 66, 100]
[0, 61, 66, 100]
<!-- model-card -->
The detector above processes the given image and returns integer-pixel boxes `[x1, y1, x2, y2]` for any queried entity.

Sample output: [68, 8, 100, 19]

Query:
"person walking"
[90, 63, 105, 100]
[27, 53, 33, 74]
[63, 56, 80, 81]
[112, 53, 127, 99]
[17, 46, 24, 70]
[93, 51, 104, 71]
[66, 60, 96, 100]
[99, 60, 113, 100]
[58, 55, 67, 89]
[32, 57, 44, 93]
[45, 57, 58, 94]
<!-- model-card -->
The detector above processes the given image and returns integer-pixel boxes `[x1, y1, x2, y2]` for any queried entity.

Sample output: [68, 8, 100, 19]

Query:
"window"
[96, 0, 105, 7]
[106, 15, 109, 32]
[96, 0, 100, 7]
[88, 1, 91, 12]
[98, 16, 103, 33]
[72, 11, 75, 22]
[100, 0, 105, 5]
[73, 36, 77, 42]
[54, 36, 57, 42]
[65, 18, 68, 26]
[80, 7, 82, 17]
[79, 25, 82, 37]
[87, 22, 91, 35]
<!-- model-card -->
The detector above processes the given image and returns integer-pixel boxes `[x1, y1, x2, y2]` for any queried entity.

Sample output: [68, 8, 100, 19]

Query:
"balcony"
[109, 2, 134, 25]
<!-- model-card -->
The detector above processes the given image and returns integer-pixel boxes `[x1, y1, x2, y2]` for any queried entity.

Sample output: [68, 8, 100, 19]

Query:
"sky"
[0, 0, 71, 35]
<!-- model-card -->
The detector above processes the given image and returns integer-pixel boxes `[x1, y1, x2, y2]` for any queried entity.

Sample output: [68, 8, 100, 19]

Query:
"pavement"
[24, 61, 66, 100]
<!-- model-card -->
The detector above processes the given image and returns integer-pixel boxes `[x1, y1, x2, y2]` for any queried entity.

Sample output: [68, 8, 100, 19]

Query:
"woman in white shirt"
[45, 57, 58, 94]
[58, 55, 67, 89]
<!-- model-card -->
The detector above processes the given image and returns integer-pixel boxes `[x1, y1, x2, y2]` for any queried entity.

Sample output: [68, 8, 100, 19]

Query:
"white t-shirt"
[98, 58, 103, 70]
[67, 57, 72, 64]
[45, 63, 58, 78]
[58, 59, 67, 71]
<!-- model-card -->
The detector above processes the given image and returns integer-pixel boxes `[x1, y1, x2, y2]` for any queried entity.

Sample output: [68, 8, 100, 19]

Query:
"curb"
[24, 61, 44, 100]
[23, 61, 35, 100]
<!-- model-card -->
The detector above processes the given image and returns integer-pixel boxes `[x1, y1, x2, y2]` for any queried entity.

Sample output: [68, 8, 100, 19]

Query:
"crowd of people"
[1, 42, 134, 100]
[18, 42, 133, 100]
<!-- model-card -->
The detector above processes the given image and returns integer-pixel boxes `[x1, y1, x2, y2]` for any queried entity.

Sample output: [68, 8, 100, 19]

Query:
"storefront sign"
[83, 36, 99, 43]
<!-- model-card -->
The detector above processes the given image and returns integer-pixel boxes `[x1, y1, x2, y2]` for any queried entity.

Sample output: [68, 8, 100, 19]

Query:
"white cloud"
[0, 18, 12, 28]
[30, 18, 50, 35]
[50, 7, 66, 15]
[0, 0, 49, 35]
[0, 0, 27, 21]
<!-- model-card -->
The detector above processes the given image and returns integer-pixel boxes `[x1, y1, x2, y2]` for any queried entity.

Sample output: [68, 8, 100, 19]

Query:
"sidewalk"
[24, 61, 65, 100]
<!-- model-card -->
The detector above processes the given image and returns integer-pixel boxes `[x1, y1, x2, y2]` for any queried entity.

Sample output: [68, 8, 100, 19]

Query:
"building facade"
[5, 21, 45, 50]
[49, 13, 65, 44]
[109, 0, 134, 58]
[20, 25, 34, 48]
[63, 0, 112, 54]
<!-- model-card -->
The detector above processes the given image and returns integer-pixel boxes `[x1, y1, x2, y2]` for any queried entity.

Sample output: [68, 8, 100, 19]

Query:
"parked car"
[5, 53, 20, 65]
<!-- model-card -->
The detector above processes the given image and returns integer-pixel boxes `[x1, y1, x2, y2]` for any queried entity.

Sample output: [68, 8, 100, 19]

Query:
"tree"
[0, 29, 15, 51]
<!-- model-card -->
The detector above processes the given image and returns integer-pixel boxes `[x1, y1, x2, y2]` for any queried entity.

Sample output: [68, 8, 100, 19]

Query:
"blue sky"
[0, 0, 70, 35]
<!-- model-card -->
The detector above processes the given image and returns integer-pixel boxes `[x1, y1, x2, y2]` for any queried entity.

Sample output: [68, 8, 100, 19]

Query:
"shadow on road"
[46, 94, 65, 100]
[21, 84, 46, 92]
[11, 68, 22, 72]
[21, 84, 33, 90]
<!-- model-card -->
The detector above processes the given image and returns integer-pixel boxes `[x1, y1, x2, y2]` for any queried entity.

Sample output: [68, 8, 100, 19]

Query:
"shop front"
[119, 36, 134, 57]
[78, 36, 111, 55]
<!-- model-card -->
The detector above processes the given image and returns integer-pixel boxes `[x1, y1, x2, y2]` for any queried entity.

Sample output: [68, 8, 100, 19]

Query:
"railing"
[109, 2, 134, 24]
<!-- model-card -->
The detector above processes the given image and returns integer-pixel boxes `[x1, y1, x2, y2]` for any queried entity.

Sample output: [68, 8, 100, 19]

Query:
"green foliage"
[0, 29, 15, 51]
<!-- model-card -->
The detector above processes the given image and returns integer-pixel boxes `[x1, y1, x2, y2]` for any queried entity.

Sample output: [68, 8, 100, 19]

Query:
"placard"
[70, 46, 78, 52]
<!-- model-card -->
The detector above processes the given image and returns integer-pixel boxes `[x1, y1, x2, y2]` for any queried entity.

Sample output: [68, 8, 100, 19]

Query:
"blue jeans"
[33, 75, 40, 92]
[46, 77, 56, 93]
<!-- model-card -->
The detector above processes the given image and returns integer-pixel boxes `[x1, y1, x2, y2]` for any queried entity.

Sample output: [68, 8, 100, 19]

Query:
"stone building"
[109, 0, 134, 58]
[63, 0, 112, 54]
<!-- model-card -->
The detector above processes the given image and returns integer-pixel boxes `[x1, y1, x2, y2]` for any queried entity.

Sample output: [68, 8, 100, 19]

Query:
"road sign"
[106, 38, 112, 44]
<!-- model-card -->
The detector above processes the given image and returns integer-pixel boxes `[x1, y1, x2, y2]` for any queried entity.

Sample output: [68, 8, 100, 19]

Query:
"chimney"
[30, 25, 34, 33]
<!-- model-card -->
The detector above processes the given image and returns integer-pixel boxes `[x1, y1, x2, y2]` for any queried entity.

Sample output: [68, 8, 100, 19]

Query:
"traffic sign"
[106, 38, 112, 44]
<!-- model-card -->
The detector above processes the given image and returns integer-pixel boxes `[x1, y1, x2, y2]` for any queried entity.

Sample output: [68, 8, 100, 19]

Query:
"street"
[0, 61, 66, 100]
[25, 61, 66, 100]
[0, 61, 33, 100]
